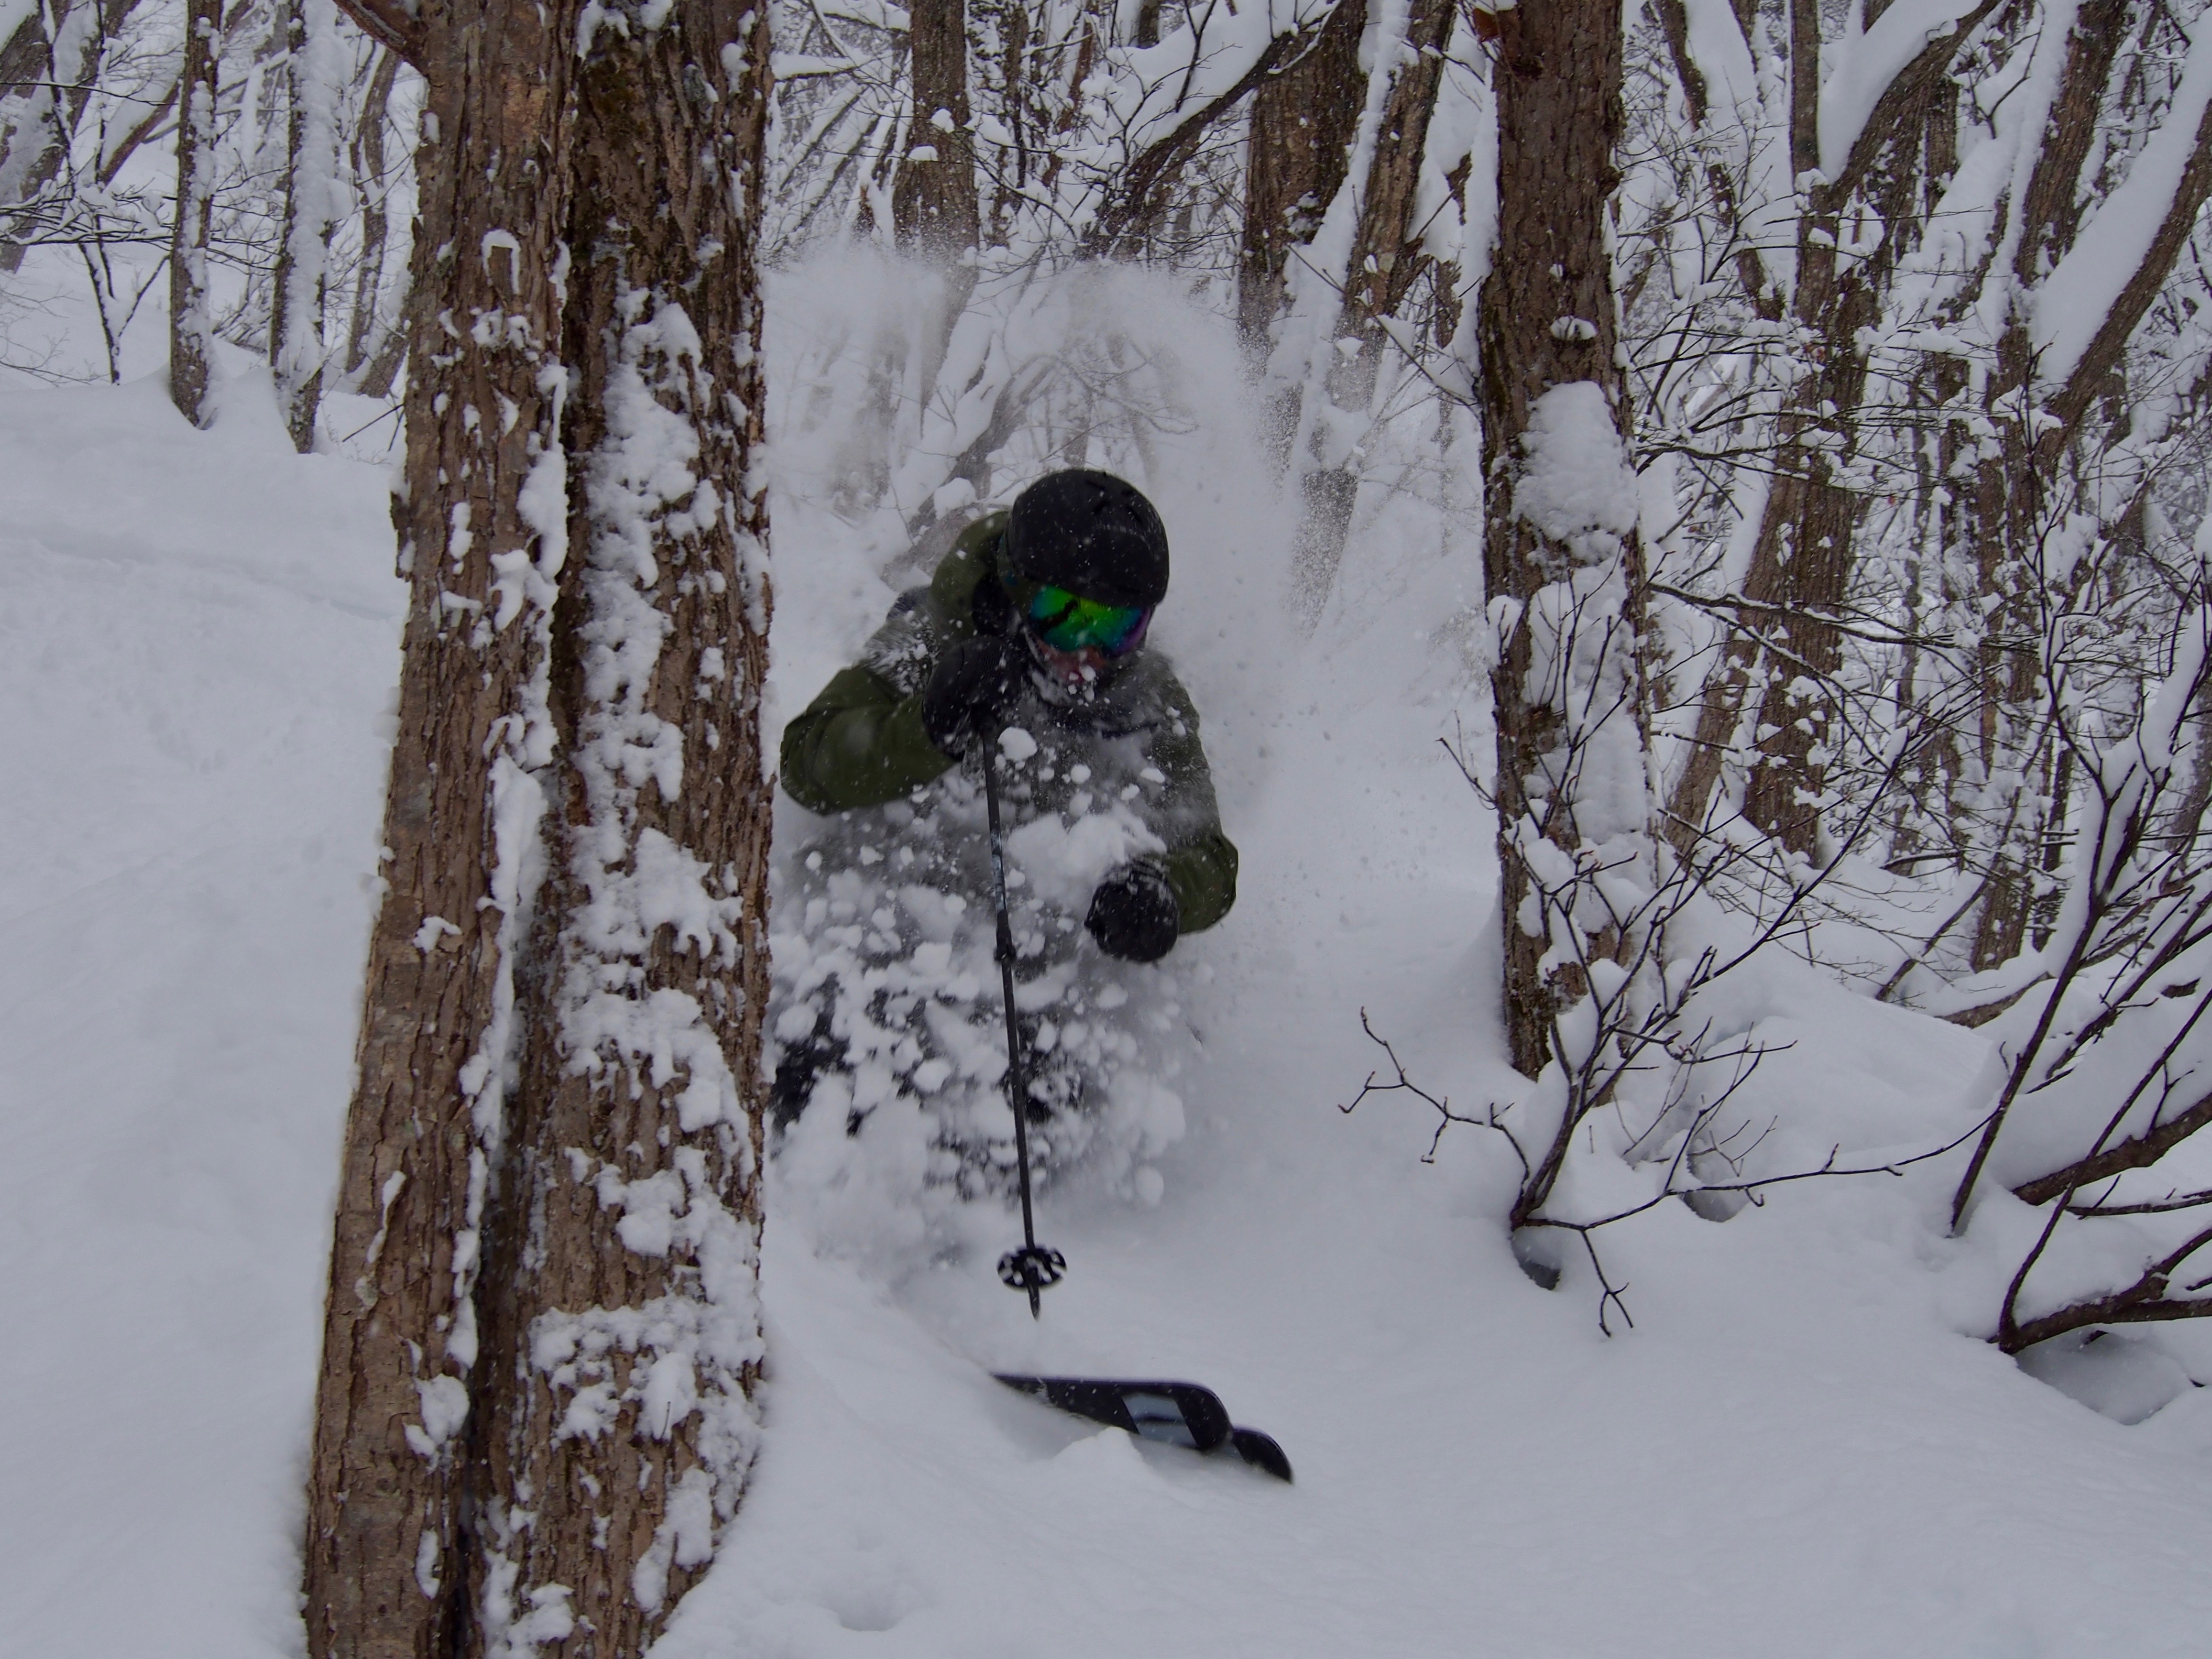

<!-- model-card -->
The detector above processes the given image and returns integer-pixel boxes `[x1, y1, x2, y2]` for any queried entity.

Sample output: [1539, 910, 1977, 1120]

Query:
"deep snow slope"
[0, 373, 403, 1656]
[5, 343, 2212, 1659]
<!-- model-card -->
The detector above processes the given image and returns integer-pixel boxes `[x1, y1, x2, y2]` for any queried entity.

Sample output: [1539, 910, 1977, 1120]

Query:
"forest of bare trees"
[16, 0, 2212, 1642]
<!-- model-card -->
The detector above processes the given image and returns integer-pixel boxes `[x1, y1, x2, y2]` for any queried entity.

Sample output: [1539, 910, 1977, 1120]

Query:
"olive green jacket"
[780, 514, 1239, 933]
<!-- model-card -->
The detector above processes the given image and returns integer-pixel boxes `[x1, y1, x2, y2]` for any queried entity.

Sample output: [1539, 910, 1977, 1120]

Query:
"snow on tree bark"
[462, 3, 773, 1647]
[1477, 0, 1653, 1090]
[271, 0, 345, 453]
[1283, 0, 1453, 625]
[1235, 0, 1366, 376]
[343, 48, 406, 391]
[1659, 0, 1997, 861]
[300, 0, 580, 1650]
[1961, 2, 2212, 969]
[168, 0, 221, 426]
[893, 0, 979, 267]
[0, 0, 135, 273]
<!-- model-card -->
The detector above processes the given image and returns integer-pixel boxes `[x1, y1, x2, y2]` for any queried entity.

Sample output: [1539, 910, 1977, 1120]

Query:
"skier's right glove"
[921, 635, 1028, 759]
[1086, 862, 1179, 962]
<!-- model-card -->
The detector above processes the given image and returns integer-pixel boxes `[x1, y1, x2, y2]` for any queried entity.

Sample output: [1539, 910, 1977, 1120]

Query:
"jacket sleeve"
[778, 665, 954, 814]
[778, 516, 1004, 815]
[1160, 828, 1239, 936]
[1145, 673, 1239, 935]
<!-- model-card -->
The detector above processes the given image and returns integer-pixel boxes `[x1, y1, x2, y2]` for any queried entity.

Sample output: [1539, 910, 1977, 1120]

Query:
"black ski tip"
[1230, 1425, 1294, 1483]
[993, 1376, 1290, 1481]
[993, 1374, 1228, 1450]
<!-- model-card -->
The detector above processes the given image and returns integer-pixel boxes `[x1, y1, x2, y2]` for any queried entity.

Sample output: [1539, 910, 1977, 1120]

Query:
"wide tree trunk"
[299, 0, 581, 1649]
[304, 0, 774, 1647]
[1236, 0, 1366, 406]
[461, 5, 773, 1649]
[168, 0, 221, 425]
[1479, 0, 1649, 1087]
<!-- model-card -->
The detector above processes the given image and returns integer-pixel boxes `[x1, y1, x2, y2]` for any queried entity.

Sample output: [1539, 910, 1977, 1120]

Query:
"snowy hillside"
[7, 274, 2212, 1654]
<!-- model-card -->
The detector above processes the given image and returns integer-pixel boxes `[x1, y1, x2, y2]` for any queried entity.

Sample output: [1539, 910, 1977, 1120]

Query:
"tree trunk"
[1236, 0, 1365, 380]
[0, 0, 71, 271]
[893, 0, 978, 266]
[1964, 0, 2132, 967]
[462, 4, 773, 1648]
[299, 0, 580, 1649]
[271, 0, 342, 452]
[1480, 0, 1648, 1086]
[0, 2, 60, 219]
[1660, 5, 1991, 857]
[344, 47, 402, 382]
[0, 0, 132, 272]
[1286, 0, 1453, 624]
[168, 0, 222, 425]
[304, 0, 773, 1647]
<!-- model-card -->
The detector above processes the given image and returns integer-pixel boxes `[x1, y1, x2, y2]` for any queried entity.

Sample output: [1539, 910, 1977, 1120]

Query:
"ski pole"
[982, 729, 1065, 1318]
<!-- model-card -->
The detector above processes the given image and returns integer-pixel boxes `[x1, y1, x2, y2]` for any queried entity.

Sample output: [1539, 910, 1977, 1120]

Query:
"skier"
[771, 469, 1237, 1190]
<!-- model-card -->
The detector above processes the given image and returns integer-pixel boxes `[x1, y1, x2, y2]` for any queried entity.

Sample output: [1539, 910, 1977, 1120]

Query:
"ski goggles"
[1010, 579, 1153, 658]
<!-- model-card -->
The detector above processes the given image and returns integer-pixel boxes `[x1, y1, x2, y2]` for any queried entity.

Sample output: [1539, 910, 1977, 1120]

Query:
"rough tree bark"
[0, 0, 133, 271]
[883, 0, 978, 517]
[304, 0, 774, 1649]
[271, 0, 342, 453]
[0, 3, 62, 253]
[893, 0, 979, 266]
[1965, 0, 2144, 967]
[461, 3, 773, 1649]
[300, 0, 579, 1649]
[1286, 0, 1454, 622]
[1236, 0, 1366, 394]
[343, 47, 403, 387]
[1661, 1, 1998, 857]
[1480, 0, 1649, 1084]
[168, 0, 221, 425]
[1728, 40, 1945, 855]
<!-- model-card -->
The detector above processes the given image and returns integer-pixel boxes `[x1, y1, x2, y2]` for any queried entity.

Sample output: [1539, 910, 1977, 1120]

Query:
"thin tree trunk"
[1718, 0, 1845, 855]
[1965, 0, 2133, 966]
[886, 0, 979, 512]
[1286, 0, 1453, 623]
[169, 0, 221, 425]
[271, 0, 341, 452]
[95, 64, 179, 188]
[344, 48, 401, 379]
[461, 4, 773, 1646]
[299, 0, 579, 1649]
[1662, 4, 1995, 856]
[1481, 0, 1648, 1084]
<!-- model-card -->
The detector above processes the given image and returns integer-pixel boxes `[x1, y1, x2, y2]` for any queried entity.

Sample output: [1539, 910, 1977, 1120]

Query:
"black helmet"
[1003, 470, 1169, 608]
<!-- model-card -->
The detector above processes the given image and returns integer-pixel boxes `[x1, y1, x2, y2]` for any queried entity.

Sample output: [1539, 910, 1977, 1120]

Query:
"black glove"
[1086, 862, 1179, 962]
[921, 635, 1027, 759]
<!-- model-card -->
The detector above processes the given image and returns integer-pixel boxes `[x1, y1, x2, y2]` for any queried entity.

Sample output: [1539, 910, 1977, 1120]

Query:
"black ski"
[994, 1374, 1293, 1482]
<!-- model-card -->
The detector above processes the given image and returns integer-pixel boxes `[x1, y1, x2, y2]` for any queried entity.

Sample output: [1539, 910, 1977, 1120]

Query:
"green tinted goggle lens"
[1023, 583, 1151, 656]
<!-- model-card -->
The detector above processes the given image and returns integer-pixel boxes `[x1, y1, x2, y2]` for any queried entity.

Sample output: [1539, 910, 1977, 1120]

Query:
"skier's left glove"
[1086, 862, 1179, 962]
[921, 635, 1028, 760]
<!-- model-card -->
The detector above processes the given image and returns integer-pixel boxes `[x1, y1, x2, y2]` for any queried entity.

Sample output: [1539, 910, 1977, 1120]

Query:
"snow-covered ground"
[7, 297, 2212, 1655]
